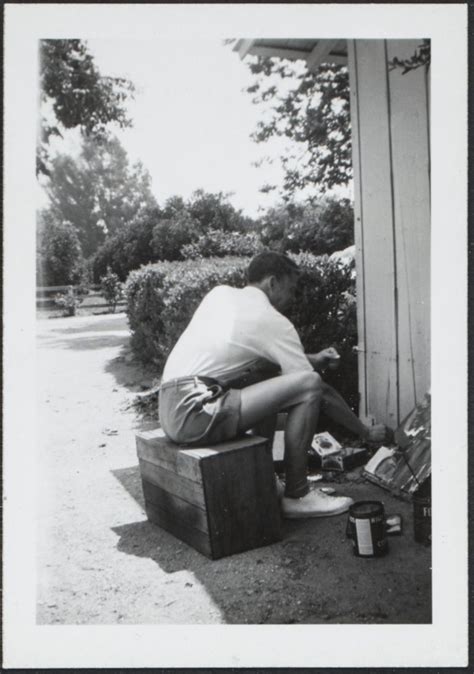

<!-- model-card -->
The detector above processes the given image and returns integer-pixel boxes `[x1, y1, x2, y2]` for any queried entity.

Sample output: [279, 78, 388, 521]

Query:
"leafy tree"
[243, 55, 351, 200]
[258, 202, 305, 250]
[92, 207, 162, 281]
[258, 197, 354, 256]
[36, 210, 85, 286]
[160, 195, 187, 219]
[38, 39, 135, 175]
[186, 189, 252, 233]
[152, 190, 256, 259]
[309, 198, 354, 254]
[151, 210, 201, 261]
[44, 136, 157, 258]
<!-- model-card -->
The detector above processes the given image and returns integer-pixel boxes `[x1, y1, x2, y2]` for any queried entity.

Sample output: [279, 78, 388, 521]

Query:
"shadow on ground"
[104, 346, 156, 393]
[39, 334, 130, 351]
[37, 314, 132, 352]
[111, 465, 432, 625]
[38, 314, 156, 392]
[42, 315, 130, 335]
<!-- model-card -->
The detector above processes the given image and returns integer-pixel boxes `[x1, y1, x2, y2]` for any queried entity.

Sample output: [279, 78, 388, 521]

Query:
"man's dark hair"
[247, 251, 299, 283]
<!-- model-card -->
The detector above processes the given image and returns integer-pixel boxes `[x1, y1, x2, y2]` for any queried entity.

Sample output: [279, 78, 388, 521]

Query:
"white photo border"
[3, 2, 468, 668]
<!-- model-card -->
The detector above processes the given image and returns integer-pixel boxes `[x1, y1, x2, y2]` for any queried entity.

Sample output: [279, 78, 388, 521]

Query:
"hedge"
[125, 252, 359, 410]
[125, 257, 248, 367]
[290, 252, 358, 409]
[181, 228, 264, 259]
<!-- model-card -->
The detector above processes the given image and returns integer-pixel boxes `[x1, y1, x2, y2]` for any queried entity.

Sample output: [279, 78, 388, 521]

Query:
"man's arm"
[306, 347, 341, 373]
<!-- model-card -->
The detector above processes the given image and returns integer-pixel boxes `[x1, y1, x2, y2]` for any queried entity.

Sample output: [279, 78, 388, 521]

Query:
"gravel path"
[36, 312, 431, 625]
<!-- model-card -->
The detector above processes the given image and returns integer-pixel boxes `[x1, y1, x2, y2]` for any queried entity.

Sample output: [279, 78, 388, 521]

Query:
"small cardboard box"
[321, 446, 370, 472]
[311, 432, 341, 458]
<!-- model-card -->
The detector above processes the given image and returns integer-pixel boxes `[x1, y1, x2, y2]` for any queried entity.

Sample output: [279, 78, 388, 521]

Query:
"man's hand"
[319, 347, 341, 370]
[307, 347, 341, 372]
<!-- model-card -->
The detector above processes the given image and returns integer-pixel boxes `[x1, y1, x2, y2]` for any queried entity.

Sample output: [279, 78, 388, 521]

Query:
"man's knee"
[299, 371, 322, 401]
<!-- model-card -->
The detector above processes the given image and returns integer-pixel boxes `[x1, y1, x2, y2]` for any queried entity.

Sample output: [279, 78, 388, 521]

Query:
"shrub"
[151, 212, 201, 261]
[100, 267, 124, 313]
[125, 257, 248, 367]
[37, 211, 85, 286]
[92, 207, 162, 282]
[92, 192, 258, 282]
[54, 286, 84, 316]
[125, 253, 358, 409]
[289, 252, 358, 409]
[181, 229, 264, 259]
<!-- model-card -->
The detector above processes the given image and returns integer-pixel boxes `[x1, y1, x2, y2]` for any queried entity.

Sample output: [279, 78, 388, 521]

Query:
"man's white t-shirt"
[162, 285, 313, 383]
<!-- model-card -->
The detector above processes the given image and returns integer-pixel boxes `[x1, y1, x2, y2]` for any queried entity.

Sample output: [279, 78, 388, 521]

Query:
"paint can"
[413, 494, 431, 545]
[347, 501, 388, 557]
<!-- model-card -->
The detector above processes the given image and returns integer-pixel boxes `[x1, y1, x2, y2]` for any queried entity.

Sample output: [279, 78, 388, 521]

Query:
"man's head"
[247, 251, 299, 312]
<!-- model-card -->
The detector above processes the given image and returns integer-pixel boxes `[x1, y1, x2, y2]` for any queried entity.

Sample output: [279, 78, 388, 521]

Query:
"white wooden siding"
[348, 39, 430, 426]
[386, 40, 431, 419]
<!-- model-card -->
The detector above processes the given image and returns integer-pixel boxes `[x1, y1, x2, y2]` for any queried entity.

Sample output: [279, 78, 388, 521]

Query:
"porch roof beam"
[233, 39, 347, 67]
[246, 45, 313, 61]
[306, 39, 339, 70]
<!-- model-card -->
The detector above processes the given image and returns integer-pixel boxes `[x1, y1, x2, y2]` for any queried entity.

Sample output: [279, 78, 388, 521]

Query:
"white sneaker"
[281, 487, 354, 519]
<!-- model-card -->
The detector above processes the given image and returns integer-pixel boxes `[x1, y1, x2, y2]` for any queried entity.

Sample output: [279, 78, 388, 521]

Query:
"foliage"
[92, 191, 256, 279]
[185, 189, 254, 233]
[151, 190, 254, 261]
[288, 252, 358, 409]
[44, 135, 157, 258]
[38, 39, 135, 175]
[54, 286, 84, 316]
[92, 207, 162, 282]
[389, 39, 430, 74]
[100, 267, 124, 313]
[124, 253, 358, 408]
[36, 210, 85, 286]
[151, 211, 202, 262]
[181, 228, 264, 259]
[124, 257, 249, 366]
[259, 197, 354, 257]
[243, 54, 351, 199]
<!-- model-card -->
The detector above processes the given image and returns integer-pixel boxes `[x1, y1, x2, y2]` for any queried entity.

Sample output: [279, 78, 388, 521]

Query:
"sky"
[46, 38, 291, 218]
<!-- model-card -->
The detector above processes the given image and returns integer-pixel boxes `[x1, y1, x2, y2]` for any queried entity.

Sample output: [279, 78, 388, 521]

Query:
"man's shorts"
[159, 376, 242, 446]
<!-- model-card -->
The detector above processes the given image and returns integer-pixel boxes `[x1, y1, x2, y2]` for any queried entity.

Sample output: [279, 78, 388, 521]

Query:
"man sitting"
[159, 251, 387, 518]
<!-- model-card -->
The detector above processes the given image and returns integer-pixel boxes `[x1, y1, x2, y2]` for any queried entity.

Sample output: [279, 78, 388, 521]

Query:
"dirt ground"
[36, 312, 431, 625]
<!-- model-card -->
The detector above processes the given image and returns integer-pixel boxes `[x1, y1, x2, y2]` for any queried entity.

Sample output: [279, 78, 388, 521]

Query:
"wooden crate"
[136, 429, 282, 559]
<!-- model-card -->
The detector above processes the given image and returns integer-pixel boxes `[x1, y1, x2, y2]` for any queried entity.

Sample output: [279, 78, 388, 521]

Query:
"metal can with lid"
[347, 500, 388, 557]
[413, 494, 431, 545]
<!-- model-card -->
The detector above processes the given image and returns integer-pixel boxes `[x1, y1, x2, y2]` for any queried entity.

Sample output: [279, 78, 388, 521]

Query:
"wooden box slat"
[139, 458, 206, 508]
[142, 479, 209, 532]
[136, 429, 202, 482]
[145, 500, 212, 558]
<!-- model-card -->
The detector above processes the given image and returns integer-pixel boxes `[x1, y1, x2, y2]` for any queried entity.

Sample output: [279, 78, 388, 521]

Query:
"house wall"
[347, 40, 430, 427]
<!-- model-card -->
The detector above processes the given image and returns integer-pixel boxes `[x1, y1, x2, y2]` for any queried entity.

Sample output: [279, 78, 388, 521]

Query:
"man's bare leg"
[238, 371, 322, 497]
[250, 414, 278, 447]
[237, 371, 355, 517]
[321, 382, 388, 442]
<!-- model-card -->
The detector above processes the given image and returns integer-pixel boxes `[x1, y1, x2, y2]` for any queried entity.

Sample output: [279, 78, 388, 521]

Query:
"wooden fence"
[36, 284, 127, 311]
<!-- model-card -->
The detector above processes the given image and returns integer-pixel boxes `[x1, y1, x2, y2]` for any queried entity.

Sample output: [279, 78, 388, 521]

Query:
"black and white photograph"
[3, 3, 468, 669]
